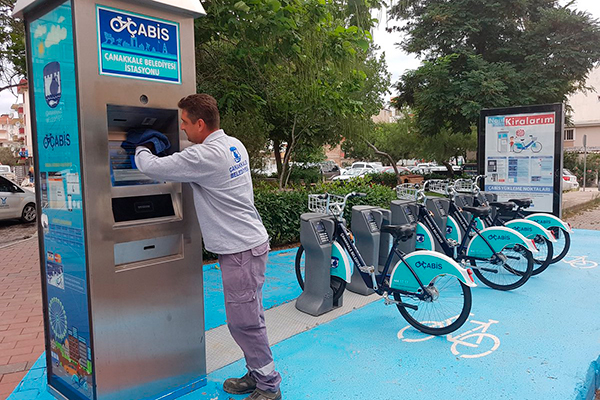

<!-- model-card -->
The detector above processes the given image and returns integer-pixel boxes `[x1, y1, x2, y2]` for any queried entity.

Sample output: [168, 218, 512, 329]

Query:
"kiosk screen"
[109, 141, 159, 186]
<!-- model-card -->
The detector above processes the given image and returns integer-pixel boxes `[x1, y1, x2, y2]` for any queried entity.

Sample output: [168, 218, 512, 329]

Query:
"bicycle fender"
[415, 222, 435, 251]
[330, 241, 352, 283]
[475, 217, 486, 231]
[504, 219, 556, 242]
[466, 226, 537, 259]
[389, 250, 476, 292]
[525, 213, 573, 233]
[446, 216, 462, 244]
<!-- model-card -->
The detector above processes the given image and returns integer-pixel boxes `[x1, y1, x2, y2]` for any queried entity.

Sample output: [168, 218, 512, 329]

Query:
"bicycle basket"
[308, 194, 346, 216]
[395, 183, 419, 201]
[426, 180, 449, 195]
[454, 179, 475, 193]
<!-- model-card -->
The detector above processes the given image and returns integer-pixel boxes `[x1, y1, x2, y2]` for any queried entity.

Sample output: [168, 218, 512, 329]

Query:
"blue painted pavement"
[9, 230, 600, 400]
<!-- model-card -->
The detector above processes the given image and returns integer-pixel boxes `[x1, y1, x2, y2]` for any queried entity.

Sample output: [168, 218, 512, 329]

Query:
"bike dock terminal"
[9, 227, 600, 400]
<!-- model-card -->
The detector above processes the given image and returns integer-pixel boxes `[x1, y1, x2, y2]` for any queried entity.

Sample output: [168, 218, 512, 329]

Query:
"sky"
[1, 0, 600, 114]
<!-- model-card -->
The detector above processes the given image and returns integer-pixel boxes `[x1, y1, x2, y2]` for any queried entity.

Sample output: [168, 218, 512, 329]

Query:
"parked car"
[0, 175, 37, 223]
[350, 161, 381, 170]
[318, 161, 342, 180]
[372, 166, 424, 184]
[562, 168, 579, 191]
[332, 167, 371, 181]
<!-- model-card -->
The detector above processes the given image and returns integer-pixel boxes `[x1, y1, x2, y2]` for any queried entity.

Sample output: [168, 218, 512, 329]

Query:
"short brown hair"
[178, 94, 220, 129]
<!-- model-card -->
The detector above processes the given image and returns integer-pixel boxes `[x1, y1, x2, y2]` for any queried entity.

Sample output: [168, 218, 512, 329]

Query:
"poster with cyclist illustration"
[478, 104, 564, 217]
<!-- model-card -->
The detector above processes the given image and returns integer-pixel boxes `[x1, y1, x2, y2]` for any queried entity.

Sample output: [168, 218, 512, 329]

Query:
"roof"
[14, 0, 205, 18]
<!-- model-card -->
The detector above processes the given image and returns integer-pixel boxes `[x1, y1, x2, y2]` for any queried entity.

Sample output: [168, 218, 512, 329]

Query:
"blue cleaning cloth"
[123, 129, 171, 154]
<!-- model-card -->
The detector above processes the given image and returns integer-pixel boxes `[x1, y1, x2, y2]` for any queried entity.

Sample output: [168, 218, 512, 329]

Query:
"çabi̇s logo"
[230, 147, 242, 163]
[43, 62, 61, 108]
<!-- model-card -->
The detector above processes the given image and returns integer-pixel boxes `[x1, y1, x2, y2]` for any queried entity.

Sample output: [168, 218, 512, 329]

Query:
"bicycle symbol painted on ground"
[397, 314, 500, 359]
[562, 255, 598, 269]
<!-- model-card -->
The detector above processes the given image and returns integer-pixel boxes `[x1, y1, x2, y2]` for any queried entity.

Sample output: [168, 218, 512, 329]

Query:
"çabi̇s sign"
[96, 6, 181, 84]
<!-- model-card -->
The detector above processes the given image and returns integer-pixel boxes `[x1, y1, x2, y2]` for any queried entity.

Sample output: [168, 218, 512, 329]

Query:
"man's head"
[178, 94, 220, 144]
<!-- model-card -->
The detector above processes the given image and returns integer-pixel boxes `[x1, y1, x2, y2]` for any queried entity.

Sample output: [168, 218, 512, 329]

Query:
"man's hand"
[139, 142, 155, 153]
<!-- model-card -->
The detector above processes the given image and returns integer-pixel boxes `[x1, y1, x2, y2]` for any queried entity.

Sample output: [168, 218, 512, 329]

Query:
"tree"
[0, 0, 26, 94]
[194, 0, 389, 188]
[389, 0, 600, 140]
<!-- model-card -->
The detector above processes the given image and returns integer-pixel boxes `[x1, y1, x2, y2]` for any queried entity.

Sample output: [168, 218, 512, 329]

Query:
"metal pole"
[583, 134, 587, 191]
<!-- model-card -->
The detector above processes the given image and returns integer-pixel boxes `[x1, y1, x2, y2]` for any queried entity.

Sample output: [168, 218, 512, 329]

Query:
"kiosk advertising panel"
[478, 104, 564, 217]
[29, 2, 94, 399]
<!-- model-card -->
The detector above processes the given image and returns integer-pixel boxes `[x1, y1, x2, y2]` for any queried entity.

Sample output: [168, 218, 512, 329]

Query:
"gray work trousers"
[218, 241, 281, 392]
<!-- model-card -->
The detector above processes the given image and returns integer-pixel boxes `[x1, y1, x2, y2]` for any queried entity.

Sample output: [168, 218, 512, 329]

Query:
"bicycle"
[451, 177, 556, 275]
[513, 135, 542, 153]
[399, 182, 536, 291]
[465, 175, 572, 265]
[295, 192, 476, 335]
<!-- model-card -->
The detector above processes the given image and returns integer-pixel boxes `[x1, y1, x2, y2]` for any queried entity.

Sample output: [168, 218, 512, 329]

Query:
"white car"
[349, 162, 380, 170]
[562, 168, 579, 191]
[0, 175, 37, 223]
[332, 167, 371, 181]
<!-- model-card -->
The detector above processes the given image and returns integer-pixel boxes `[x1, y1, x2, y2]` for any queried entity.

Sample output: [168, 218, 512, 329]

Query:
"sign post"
[583, 134, 587, 191]
[478, 104, 564, 217]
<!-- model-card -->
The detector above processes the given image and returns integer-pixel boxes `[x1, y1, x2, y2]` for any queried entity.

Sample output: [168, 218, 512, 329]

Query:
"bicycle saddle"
[461, 205, 491, 218]
[489, 201, 516, 212]
[508, 198, 532, 208]
[381, 224, 416, 241]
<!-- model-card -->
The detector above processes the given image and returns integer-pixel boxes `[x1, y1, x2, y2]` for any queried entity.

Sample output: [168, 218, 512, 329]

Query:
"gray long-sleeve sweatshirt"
[135, 129, 268, 255]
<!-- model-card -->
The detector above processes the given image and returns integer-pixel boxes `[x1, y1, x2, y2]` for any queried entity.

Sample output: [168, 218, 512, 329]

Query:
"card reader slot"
[114, 234, 182, 267]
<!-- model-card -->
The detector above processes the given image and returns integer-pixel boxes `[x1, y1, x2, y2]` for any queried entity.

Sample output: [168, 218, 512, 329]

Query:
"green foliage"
[194, 0, 390, 188]
[287, 165, 321, 185]
[343, 113, 420, 162]
[0, 147, 18, 165]
[0, 0, 26, 92]
[390, 0, 600, 140]
[564, 152, 600, 188]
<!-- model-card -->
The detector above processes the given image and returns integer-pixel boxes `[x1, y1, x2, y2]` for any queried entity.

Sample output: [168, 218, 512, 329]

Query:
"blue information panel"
[96, 6, 181, 83]
[30, 2, 93, 398]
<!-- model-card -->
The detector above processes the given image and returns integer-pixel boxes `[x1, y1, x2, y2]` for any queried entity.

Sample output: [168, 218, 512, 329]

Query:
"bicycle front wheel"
[531, 235, 553, 276]
[531, 142, 543, 153]
[295, 245, 346, 303]
[471, 246, 533, 290]
[394, 275, 472, 336]
[549, 227, 570, 263]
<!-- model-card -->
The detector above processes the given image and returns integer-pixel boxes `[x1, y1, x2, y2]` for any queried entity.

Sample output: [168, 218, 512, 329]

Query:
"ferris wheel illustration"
[49, 297, 68, 340]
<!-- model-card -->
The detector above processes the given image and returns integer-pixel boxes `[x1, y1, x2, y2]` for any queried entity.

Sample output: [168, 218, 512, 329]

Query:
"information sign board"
[478, 104, 564, 216]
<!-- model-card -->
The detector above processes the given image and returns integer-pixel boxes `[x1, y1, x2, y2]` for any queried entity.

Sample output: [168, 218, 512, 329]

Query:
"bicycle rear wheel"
[471, 245, 533, 290]
[394, 275, 472, 336]
[531, 235, 553, 276]
[295, 245, 346, 303]
[549, 227, 570, 263]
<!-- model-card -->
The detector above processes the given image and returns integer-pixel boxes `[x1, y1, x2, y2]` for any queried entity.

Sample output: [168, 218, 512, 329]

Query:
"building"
[565, 67, 600, 151]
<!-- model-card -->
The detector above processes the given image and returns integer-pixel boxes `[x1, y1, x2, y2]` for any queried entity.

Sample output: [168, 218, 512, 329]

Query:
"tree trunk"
[366, 140, 402, 185]
[273, 138, 283, 177]
[442, 160, 455, 179]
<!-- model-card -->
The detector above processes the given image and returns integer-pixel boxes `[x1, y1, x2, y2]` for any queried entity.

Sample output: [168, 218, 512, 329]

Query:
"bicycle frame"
[331, 217, 432, 301]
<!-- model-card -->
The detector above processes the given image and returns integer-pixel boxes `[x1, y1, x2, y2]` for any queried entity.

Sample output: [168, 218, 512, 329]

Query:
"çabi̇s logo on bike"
[414, 261, 442, 269]
[43, 62, 61, 108]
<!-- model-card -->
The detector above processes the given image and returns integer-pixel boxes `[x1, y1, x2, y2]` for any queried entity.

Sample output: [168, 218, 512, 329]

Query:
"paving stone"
[0, 363, 27, 375]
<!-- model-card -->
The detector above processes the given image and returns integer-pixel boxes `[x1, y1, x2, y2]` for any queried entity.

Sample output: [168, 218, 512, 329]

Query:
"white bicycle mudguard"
[415, 222, 435, 251]
[466, 226, 538, 259]
[330, 241, 353, 283]
[525, 213, 573, 233]
[389, 250, 476, 292]
[474, 217, 486, 231]
[446, 216, 462, 244]
[505, 219, 556, 242]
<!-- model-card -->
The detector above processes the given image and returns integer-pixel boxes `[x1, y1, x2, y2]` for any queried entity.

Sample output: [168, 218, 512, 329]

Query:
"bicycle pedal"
[358, 265, 375, 273]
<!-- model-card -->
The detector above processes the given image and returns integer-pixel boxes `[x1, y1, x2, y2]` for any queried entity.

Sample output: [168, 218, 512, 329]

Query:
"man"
[134, 94, 282, 400]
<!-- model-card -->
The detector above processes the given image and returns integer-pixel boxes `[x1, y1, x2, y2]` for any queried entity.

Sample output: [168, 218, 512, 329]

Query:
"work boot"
[223, 372, 257, 394]
[242, 388, 282, 400]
